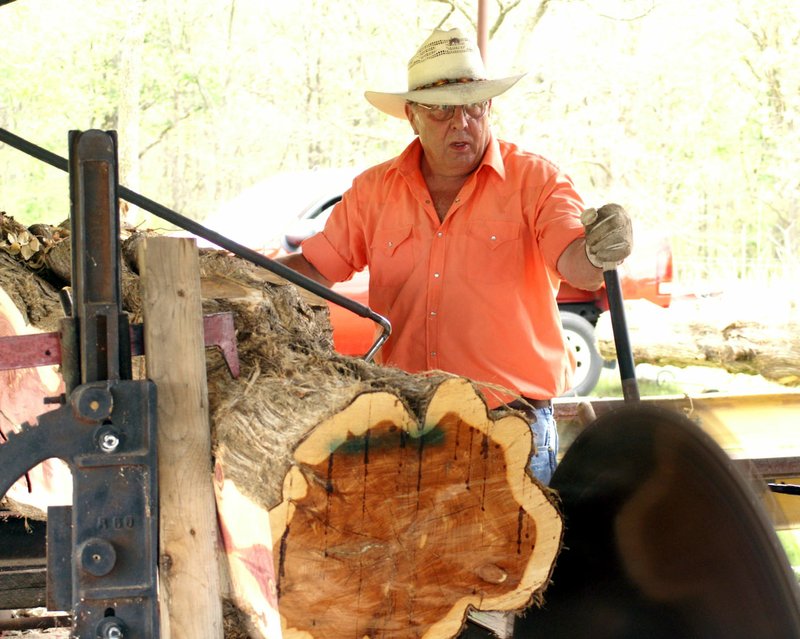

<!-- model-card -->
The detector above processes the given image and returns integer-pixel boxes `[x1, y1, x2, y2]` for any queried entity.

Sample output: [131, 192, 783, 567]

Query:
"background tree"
[0, 0, 798, 292]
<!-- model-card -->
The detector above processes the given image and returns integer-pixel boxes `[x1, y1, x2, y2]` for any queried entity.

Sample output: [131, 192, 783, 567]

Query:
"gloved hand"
[580, 203, 633, 269]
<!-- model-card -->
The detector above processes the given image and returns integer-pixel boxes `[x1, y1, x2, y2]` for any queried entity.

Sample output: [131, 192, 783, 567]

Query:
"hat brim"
[364, 74, 525, 119]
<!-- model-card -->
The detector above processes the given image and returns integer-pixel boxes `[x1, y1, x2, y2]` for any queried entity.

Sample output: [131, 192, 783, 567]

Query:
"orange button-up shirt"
[302, 135, 586, 405]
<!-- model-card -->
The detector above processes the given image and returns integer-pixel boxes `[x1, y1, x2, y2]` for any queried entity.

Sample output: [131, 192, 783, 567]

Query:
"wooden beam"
[140, 237, 224, 639]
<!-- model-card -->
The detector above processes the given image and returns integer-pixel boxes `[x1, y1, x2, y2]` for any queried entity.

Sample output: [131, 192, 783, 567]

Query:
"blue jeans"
[527, 405, 558, 485]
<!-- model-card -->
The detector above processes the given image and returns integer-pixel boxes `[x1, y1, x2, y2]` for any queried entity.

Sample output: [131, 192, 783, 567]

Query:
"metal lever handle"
[603, 264, 640, 403]
[113, 184, 391, 361]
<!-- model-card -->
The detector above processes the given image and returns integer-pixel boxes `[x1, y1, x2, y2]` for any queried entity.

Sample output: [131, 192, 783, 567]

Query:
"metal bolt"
[100, 432, 120, 453]
[104, 624, 124, 639]
[96, 617, 125, 639]
[79, 538, 116, 576]
[71, 383, 113, 422]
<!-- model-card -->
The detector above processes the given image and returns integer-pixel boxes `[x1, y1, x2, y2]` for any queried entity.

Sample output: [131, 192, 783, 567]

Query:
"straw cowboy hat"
[365, 27, 525, 119]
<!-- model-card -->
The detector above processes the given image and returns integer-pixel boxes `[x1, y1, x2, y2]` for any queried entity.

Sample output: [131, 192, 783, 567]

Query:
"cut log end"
[263, 378, 562, 639]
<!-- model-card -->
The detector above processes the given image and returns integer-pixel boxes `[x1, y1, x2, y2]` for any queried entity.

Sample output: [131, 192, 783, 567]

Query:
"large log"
[197, 251, 562, 637]
[595, 299, 800, 387]
[0, 224, 71, 520]
[215, 376, 561, 639]
[0, 216, 563, 637]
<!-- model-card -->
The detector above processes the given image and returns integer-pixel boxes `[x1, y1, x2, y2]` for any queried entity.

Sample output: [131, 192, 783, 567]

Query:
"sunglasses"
[412, 101, 489, 122]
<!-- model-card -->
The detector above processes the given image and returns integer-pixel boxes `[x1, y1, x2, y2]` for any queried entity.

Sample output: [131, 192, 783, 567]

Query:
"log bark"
[0, 216, 564, 638]
[596, 299, 800, 387]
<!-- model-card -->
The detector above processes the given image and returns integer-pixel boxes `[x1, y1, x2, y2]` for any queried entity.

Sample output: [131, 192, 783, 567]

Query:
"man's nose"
[450, 105, 469, 128]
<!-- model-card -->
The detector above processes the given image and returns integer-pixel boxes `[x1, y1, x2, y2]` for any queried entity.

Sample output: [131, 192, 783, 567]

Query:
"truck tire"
[560, 311, 603, 397]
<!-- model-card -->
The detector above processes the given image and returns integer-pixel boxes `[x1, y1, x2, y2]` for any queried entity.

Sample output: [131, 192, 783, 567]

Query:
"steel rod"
[0, 127, 390, 360]
[603, 267, 640, 402]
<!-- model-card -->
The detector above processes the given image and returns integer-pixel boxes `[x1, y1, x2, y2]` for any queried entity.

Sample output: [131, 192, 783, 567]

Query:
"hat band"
[412, 76, 486, 91]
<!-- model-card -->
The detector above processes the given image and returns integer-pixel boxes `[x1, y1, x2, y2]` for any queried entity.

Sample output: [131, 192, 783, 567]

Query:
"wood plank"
[554, 391, 800, 462]
[554, 392, 800, 529]
[140, 237, 224, 639]
[0, 563, 46, 609]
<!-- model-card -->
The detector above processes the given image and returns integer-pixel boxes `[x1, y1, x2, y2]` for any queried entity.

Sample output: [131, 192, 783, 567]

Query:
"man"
[279, 27, 632, 485]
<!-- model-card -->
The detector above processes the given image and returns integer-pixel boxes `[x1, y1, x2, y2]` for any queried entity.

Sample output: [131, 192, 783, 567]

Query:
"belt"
[507, 397, 552, 411]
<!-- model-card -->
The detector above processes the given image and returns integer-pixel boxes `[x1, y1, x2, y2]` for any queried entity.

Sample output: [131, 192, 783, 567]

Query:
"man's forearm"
[275, 253, 333, 288]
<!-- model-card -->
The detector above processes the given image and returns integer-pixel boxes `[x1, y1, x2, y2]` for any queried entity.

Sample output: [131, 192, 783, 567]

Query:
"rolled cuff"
[300, 232, 355, 283]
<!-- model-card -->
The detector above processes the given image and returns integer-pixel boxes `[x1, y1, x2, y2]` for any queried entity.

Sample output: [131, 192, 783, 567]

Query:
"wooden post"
[140, 236, 224, 639]
[477, 0, 489, 63]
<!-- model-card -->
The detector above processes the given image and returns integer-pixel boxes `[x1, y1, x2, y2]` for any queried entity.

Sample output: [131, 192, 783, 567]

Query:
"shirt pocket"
[369, 225, 416, 287]
[465, 220, 524, 283]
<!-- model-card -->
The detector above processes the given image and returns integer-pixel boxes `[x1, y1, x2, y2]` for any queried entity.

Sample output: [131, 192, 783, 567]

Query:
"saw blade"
[515, 403, 800, 639]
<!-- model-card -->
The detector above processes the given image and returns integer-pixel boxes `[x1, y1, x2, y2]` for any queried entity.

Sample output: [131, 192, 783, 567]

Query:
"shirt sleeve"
[529, 165, 586, 273]
[300, 176, 369, 283]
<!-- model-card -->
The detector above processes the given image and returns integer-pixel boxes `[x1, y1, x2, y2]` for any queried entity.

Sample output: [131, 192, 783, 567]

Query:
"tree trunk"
[595, 300, 800, 387]
[0, 215, 563, 638]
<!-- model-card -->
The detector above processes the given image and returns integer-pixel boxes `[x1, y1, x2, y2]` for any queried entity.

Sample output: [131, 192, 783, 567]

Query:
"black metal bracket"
[0, 380, 160, 637]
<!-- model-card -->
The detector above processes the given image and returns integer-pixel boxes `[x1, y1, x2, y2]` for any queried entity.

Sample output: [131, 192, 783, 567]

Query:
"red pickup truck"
[207, 169, 673, 396]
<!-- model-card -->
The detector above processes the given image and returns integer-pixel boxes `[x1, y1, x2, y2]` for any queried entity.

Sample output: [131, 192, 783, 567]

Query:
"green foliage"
[0, 0, 798, 284]
[777, 530, 800, 581]
[590, 368, 685, 399]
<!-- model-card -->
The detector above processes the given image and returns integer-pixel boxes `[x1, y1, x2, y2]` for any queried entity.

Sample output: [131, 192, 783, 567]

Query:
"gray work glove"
[580, 203, 633, 269]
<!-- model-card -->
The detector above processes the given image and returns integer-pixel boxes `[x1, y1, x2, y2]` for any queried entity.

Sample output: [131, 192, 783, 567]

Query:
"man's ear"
[405, 103, 419, 135]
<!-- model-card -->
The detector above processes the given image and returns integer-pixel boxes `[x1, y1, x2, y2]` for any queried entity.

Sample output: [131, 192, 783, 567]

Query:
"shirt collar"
[480, 134, 505, 180]
[390, 138, 423, 179]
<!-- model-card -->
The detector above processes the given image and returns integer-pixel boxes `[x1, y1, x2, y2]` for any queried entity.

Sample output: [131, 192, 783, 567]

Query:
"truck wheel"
[560, 311, 603, 396]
